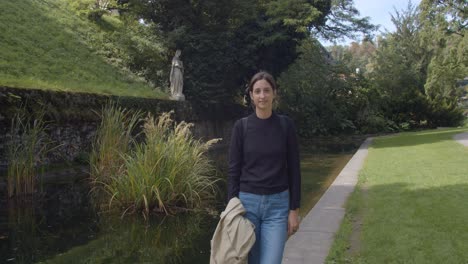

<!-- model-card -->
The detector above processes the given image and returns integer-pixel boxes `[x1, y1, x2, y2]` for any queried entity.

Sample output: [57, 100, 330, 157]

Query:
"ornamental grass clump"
[89, 103, 141, 186]
[7, 111, 49, 198]
[105, 112, 221, 215]
[90, 105, 221, 216]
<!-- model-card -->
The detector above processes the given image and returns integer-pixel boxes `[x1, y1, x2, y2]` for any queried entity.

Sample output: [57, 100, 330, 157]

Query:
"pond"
[0, 138, 362, 263]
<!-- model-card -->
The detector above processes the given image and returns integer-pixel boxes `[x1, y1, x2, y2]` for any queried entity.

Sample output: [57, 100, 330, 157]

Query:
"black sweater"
[227, 112, 301, 210]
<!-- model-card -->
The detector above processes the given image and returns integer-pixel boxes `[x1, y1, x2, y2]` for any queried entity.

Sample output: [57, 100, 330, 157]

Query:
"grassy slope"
[0, 0, 165, 98]
[327, 128, 468, 263]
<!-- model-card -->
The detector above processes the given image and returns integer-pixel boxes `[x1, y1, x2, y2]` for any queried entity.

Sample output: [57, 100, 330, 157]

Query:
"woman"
[228, 71, 301, 264]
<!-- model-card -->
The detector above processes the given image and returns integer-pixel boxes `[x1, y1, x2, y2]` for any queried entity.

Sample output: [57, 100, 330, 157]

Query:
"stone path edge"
[454, 132, 468, 147]
[282, 137, 373, 264]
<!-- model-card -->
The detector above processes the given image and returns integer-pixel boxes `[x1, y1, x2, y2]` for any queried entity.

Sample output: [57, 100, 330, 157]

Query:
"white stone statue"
[169, 49, 185, 101]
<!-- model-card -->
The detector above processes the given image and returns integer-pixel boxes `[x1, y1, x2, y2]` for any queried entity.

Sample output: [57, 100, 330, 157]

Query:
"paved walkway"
[454, 132, 468, 147]
[283, 138, 373, 264]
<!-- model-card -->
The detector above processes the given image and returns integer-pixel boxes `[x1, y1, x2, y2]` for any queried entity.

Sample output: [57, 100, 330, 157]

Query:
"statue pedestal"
[171, 94, 185, 101]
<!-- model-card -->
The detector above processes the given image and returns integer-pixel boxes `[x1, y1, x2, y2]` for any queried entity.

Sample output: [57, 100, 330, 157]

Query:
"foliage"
[360, 1, 465, 130]
[0, 0, 164, 98]
[279, 39, 403, 136]
[362, 83, 464, 131]
[278, 1, 459, 136]
[368, 2, 428, 98]
[425, 97, 466, 127]
[347, 77, 398, 134]
[66, 0, 169, 89]
[278, 39, 357, 136]
[1, 0, 378, 104]
[67, 0, 110, 19]
[328, 40, 377, 75]
[424, 40, 467, 100]
[419, 0, 467, 37]
[90, 106, 221, 216]
[312, 0, 378, 41]
[106, 112, 220, 215]
[7, 110, 50, 198]
[264, 0, 326, 34]
[90, 103, 141, 187]
[122, 0, 377, 104]
[419, 0, 467, 101]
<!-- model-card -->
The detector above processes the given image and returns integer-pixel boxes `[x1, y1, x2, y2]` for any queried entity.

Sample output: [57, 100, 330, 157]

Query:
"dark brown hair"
[247, 71, 277, 93]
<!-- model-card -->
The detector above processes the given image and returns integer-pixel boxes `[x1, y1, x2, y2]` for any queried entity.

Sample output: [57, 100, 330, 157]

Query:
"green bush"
[426, 97, 465, 127]
[357, 112, 396, 134]
[278, 40, 359, 137]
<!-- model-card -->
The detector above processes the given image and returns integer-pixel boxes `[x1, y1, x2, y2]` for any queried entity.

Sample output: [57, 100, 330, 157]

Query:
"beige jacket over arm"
[210, 197, 256, 264]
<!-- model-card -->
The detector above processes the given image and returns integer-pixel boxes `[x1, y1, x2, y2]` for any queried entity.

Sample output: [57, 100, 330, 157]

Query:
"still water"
[0, 139, 361, 264]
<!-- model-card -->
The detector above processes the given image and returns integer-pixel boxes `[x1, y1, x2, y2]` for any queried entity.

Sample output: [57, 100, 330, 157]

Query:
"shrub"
[90, 106, 221, 216]
[357, 112, 395, 134]
[426, 97, 465, 127]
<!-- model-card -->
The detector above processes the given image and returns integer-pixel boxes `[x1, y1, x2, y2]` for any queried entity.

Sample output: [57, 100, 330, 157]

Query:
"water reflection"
[1, 192, 216, 264]
[298, 136, 364, 216]
[300, 152, 354, 217]
[42, 213, 215, 264]
[1, 183, 99, 264]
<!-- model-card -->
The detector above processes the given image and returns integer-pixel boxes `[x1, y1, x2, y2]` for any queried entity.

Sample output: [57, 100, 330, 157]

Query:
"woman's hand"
[288, 209, 300, 236]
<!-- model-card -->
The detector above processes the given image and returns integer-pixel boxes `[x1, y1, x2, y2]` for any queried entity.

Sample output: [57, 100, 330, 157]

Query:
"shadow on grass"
[1, 0, 152, 95]
[336, 182, 468, 263]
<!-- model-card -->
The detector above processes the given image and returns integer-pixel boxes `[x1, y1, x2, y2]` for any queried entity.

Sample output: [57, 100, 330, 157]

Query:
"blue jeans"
[239, 190, 289, 264]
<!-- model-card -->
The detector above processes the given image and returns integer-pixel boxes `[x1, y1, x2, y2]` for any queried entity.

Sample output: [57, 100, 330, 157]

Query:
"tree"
[419, 0, 467, 37]
[313, 0, 379, 41]
[278, 40, 357, 136]
[95, 0, 112, 9]
[419, 0, 467, 100]
[368, 2, 428, 97]
[120, 0, 378, 103]
[328, 40, 377, 75]
[363, 1, 465, 128]
[328, 44, 348, 62]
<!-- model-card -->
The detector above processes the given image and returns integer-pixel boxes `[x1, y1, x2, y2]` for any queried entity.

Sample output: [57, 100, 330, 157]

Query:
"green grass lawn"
[0, 0, 166, 99]
[327, 128, 468, 263]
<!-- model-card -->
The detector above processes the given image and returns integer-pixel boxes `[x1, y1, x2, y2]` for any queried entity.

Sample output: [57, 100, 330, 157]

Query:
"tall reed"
[7, 110, 48, 198]
[89, 103, 141, 187]
[93, 110, 221, 216]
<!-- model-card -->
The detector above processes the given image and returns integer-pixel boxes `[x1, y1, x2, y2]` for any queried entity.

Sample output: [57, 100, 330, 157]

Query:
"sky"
[320, 0, 422, 46]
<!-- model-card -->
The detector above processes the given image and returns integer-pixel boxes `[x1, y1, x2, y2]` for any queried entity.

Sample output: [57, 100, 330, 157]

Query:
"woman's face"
[250, 79, 276, 111]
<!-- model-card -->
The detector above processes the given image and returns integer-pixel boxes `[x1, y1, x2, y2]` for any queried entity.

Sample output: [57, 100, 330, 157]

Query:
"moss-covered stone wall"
[0, 86, 246, 169]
